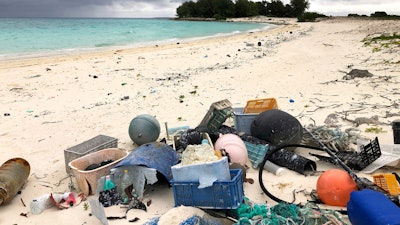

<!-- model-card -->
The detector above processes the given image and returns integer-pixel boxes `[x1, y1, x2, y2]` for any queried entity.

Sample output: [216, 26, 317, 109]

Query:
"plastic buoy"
[316, 169, 357, 207]
[128, 114, 160, 146]
[214, 134, 248, 166]
[250, 109, 303, 146]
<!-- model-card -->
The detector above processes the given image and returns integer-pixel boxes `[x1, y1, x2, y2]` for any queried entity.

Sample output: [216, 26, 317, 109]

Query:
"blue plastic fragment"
[113, 142, 180, 182]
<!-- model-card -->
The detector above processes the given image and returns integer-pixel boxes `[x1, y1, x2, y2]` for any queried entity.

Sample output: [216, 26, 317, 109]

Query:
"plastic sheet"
[113, 142, 180, 182]
[268, 148, 316, 175]
[103, 166, 157, 198]
[89, 198, 109, 225]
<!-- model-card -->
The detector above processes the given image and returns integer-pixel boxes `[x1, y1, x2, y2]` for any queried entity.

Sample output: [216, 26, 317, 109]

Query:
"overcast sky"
[0, 0, 398, 18]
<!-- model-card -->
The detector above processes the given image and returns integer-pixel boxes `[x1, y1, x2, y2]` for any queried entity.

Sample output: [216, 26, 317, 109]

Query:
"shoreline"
[1, 16, 400, 224]
[0, 20, 293, 69]
[0, 17, 277, 64]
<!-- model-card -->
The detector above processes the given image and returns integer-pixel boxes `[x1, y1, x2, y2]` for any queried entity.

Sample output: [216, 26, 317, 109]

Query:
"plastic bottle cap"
[201, 139, 209, 144]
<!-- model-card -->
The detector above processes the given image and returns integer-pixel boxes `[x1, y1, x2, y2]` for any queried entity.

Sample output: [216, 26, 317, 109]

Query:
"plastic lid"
[201, 139, 209, 144]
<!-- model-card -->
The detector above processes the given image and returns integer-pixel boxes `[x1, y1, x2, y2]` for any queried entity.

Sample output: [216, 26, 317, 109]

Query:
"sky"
[0, 0, 399, 18]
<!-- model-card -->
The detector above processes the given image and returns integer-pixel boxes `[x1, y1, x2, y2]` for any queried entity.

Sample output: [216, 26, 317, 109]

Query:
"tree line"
[176, 0, 310, 19]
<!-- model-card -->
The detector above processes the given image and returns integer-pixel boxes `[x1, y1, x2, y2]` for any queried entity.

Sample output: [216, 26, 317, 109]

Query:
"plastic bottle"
[0, 158, 30, 206]
[120, 169, 131, 203]
[30, 194, 53, 215]
[104, 175, 115, 191]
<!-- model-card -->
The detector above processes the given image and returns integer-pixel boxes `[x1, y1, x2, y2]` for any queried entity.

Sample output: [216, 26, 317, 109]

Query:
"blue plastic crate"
[232, 107, 258, 134]
[171, 169, 244, 209]
[244, 141, 269, 168]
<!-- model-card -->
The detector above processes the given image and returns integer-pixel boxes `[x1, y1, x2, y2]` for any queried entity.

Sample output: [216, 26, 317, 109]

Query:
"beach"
[1, 16, 400, 224]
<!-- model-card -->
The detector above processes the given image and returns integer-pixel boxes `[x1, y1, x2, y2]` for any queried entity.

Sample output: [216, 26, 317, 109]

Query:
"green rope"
[234, 199, 349, 225]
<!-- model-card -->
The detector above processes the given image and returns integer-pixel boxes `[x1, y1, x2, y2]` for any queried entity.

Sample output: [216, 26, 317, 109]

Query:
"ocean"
[0, 18, 273, 59]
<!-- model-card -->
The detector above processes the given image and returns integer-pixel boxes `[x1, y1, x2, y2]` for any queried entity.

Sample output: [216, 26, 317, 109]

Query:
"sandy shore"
[1, 16, 400, 224]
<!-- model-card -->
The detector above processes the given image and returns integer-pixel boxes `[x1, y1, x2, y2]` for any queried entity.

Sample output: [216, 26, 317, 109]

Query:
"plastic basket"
[232, 107, 258, 134]
[244, 141, 269, 168]
[335, 137, 381, 170]
[243, 98, 278, 114]
[171, 169, 244, 209]
[64, 135, 118, 173]
[199, 99, 232, 131]
[68, 148, 128, 196]
[373, 174, 400, 195]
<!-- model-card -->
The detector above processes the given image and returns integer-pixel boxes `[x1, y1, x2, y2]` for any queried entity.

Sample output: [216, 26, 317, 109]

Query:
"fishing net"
[235, 198, 349, 225]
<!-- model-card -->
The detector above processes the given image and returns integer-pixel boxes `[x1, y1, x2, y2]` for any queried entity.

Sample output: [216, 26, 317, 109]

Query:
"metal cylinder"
[0, 158, 30, 205]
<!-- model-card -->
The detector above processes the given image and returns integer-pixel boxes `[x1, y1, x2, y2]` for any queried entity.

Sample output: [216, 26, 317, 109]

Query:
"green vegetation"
[176, 1, 399, 23]
[176, 0, 311, 20]
[365, 127, 385, 134]
[348, 11, 400, 19]
[362, 33, 400, 53]
[83, 202, 89, 210]
[297, 12, 327, 22]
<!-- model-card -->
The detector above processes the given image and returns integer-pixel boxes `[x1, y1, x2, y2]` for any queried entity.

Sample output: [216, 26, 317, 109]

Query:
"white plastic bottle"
[120, 169, 131, 204]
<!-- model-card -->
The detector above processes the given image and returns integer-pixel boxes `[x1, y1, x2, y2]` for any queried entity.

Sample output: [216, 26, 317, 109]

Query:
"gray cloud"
[0, 0, 186, 17]
[309, 0, 400, 16]
[0, 0, 398, 18]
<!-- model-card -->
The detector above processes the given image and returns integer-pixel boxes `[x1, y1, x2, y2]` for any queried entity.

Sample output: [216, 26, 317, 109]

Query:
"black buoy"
[250, 109, 303, 146]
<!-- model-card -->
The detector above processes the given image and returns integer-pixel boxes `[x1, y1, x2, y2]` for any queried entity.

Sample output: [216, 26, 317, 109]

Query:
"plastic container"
[171, 157, 230, 188]
[232, 107, 258, 134]
[64, 135, 118, 173]
[68, 148, 128, 196]
[393, 120, 400, 144]
[104, 175, 115, 190]
[244, 141, 268, 168]
[373, 174, 400, 195]
[30, 194, 54, 215]
[243, 98, 278, 113]
[335, 137, 381, 170]
[347, 189, 400, 225]
[171, 169, 244, 209]
[0, 158, 30, 205]
[120, 169, 131, 203]
[199, 99, 232, 131]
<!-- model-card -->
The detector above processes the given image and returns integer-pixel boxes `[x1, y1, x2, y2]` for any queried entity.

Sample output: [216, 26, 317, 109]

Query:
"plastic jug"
[347, 189, 400, 225]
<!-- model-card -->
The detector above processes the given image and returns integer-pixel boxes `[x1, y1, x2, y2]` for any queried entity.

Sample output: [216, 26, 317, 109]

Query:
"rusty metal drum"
[0, 158, 30, 205]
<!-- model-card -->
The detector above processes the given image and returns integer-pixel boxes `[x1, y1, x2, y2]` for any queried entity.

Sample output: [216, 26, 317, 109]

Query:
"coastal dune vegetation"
[176, 0, 399, 22]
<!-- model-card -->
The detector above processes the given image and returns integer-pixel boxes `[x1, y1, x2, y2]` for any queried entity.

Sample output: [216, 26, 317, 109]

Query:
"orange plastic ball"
[316, 169, 358, 207]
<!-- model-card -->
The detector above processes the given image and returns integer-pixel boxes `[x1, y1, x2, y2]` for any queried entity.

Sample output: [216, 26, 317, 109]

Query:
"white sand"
[1, 16, 400, 224]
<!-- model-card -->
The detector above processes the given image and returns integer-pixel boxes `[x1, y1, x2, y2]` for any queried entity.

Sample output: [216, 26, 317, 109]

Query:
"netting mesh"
[235, 198, 348, 225]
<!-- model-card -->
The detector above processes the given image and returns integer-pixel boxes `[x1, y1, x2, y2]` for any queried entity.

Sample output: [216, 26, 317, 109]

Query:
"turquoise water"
[0, 18, 272, 58]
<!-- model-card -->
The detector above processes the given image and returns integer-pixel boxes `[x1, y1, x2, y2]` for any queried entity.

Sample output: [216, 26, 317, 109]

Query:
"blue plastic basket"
[244, 141, 269, 168]
[171, 169, 244, 209]
[232, 107, 258, 134]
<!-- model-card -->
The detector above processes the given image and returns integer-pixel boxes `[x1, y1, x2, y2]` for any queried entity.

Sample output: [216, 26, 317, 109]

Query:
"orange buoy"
[316, 169, 358, 207]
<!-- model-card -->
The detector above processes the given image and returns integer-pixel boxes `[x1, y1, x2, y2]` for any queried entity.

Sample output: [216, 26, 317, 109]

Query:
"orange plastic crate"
[373, 174, 400, 195]
[243, 98, 278, 114]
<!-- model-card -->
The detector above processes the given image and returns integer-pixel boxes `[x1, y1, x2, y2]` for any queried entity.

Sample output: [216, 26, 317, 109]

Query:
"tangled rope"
[301, 124, 364, 152]
[235, 198, 348, 225]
